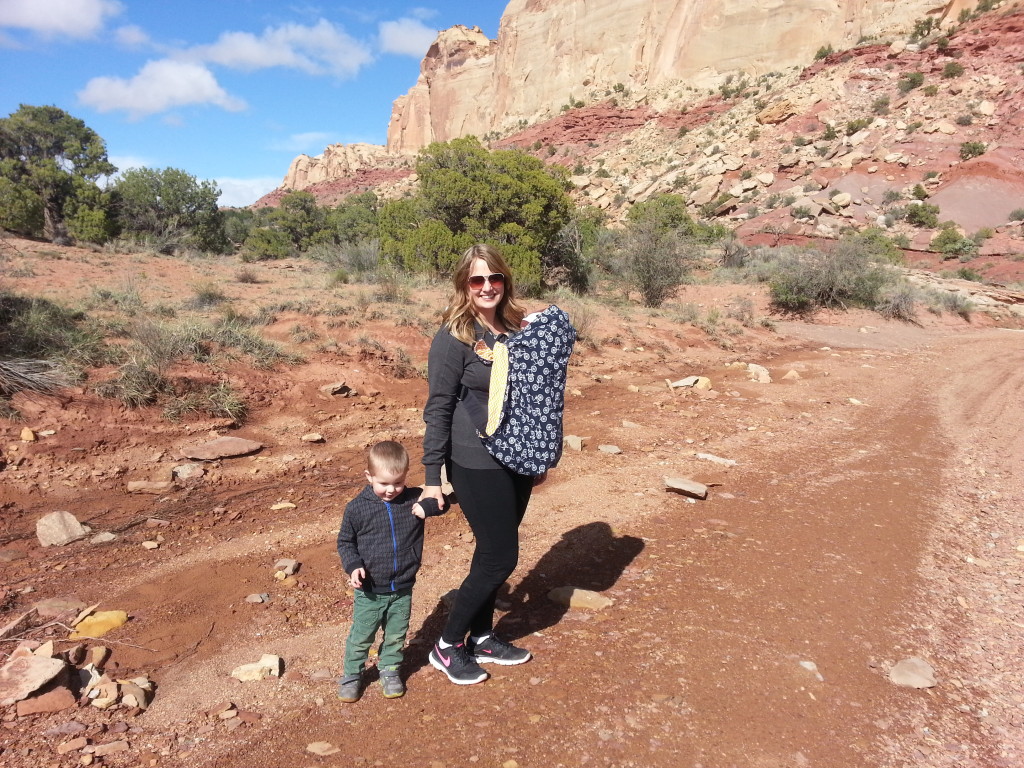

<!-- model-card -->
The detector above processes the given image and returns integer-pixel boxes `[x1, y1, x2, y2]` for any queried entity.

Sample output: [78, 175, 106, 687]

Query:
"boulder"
[756, 100, 797, 125]
[35, 511, 87, 547]
[0, 656, 67, 705]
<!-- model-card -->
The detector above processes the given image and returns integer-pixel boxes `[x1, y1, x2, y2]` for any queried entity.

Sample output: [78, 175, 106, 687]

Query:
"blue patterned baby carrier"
[467, 305, 576, 476]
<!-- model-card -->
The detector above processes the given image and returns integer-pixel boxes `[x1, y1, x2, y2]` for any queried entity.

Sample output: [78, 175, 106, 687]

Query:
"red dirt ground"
[2, 238, 1023, 768]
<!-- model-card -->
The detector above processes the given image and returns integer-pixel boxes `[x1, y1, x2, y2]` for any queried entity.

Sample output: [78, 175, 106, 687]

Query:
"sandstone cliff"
[386, 0, 978, 153]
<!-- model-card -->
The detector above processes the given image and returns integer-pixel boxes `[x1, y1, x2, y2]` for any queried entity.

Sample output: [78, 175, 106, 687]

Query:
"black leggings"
[441, 462, 534, 643]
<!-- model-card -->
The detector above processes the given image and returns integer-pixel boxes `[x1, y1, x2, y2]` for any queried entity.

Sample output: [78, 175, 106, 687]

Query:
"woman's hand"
[419, 485, 445, 509]
[533, 470, 548, 487]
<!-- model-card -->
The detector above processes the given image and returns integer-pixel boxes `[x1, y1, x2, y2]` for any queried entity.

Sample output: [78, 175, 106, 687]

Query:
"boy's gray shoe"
[337, 675, 362, 703]
[380, 671, 405, 699]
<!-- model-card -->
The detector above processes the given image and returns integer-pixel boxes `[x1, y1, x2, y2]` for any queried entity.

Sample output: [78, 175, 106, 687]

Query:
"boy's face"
[365, 467, 407, 502]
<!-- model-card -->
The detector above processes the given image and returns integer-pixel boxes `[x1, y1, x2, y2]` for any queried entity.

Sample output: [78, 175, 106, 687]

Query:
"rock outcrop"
[282, 143, 413, 191]
[386, 0, 978, 153]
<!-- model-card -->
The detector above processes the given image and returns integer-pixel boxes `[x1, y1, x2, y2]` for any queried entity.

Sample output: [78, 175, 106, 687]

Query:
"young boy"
[336, 441, 443, 701]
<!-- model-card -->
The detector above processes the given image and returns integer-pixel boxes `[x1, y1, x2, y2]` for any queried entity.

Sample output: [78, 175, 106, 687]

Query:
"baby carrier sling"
[463, 305, 576, 476]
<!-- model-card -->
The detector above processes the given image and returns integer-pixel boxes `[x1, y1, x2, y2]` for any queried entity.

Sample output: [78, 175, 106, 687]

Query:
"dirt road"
[3, 313, 1023, 768]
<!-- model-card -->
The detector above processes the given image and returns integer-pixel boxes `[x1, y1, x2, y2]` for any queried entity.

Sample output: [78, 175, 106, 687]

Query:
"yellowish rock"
[69, 611, 129, 640]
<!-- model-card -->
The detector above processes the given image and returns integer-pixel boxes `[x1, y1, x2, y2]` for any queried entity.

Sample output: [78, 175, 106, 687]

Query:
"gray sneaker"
[380, 672, 405, 699]
[337, 675, 361, 703]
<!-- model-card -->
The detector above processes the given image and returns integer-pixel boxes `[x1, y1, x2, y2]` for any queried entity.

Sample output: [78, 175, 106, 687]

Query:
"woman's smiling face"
[468, 258, 504, 316]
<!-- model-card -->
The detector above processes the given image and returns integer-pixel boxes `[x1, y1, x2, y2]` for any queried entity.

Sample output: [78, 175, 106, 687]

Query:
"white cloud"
[271, 131, 338, 153]
[194, 19, 372, 78]
[215, 176, 281, 208]
[378, 17, 437, 58]
[77, 59, 247, 118]
[107, 154, 151, 173]
[409, 8, 439, 21]
[0, 0, 122, 38]
[114, 24, 149, 48]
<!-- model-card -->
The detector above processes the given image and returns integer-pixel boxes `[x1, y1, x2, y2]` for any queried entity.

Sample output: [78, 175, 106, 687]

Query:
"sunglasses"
[467, 273, 506, 289]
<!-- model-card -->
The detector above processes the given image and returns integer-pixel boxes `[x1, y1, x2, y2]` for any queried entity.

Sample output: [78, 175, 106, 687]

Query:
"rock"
[16, 684, 77, 716]
[0, 655, 67, 705]
[270, 501, 296, 510]
[43, 721, 88, 737]
[68, 611, 129, 640]
[89, 532, 117, 545]
[57, 736, 90, 754]
[782, 370, 802, 381]
[889, 39, 906, 54]
[180, 436, 263, 461]
[667, 376, 711, 390]
[245, 593, 269, 603]
[756, 100, 796, 125]
[976, 100, 996, 116]
[831, 192, 852, 208]
[307, 742, 341, 756]
[274, 559, 300, 576]
[126, 480, 174, 494]
[319, 382, 355, 397]
[0, 610, 37, 640]
[622, 420, 641, 428]
[231, 654, 282, 682]
[756, 172, 775, 186]
[141, 540, 160, 550]
[547, 587, 614, 611]
[935, 121, 958, 135]
[598, 445, 622, 454]
[696, 452, 737, 467]
[746, 363, 772, 383]
[563, 435, 584, 451]
[664, 476, 708, 500]
[889, 657, 936, 688]
[36, 511, 87, 547]
[172, 463, 205, 481]
[20, 427, 36, 441]
[300, 433, 324, 443]
[93, 741, 129, 757]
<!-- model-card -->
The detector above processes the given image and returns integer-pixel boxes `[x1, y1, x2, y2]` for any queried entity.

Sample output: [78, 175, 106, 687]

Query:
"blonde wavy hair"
[442, 244, 526, 345]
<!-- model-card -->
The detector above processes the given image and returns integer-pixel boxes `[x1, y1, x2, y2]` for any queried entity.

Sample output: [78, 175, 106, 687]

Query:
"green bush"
[898, 72, 925, 93]
[1009, 208, 1024, 222]
[872, 96, 890, 115]
[943, 61, 965, 78]
[956, 114, 974, 126]
[845, 118, 871, 136]
[767, 241, 892, 314]
[814, 44, 834, 60]
[959, 142, 986, 161]
[243, 227, 292, 260]
[905, 203, 940, 228]
[932, 227, 978, 259]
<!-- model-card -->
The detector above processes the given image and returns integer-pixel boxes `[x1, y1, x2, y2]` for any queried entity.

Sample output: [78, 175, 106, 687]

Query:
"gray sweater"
[422, 324, 515, 485]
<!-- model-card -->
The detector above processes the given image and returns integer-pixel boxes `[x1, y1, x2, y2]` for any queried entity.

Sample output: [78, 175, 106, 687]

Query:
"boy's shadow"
[500, 521, 644, 640]
[404, 521, 643, 674]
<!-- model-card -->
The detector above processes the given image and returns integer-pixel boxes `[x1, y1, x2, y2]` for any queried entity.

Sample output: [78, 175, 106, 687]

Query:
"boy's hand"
[349, 568, 365, 588]
[411, 503, 426, 519]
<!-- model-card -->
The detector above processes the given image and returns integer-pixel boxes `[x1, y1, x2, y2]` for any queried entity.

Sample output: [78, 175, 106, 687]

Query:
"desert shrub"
[898, 72, 925, 93]
[955, 114, 973, 126]
[882, 189, 903, 206]
[905, 203, 940, 228]
[956, 267, 984, 282]
[932, 227, 978, 259]
[959, 142, 986, 161]
[766, 241, 892, 313]
[922, 85, 939, 97]
[0, 291, 112, 366]
[188, 281, 229, 309]
[234, 267, 259, 284]
[872, 96, 890, 115]
[875, 283, 918, 321]
[820, 124, 838, 141]
[911, 184, 929, 201]
[619, 221, 697, 307]
[95, 357, 169, 407]
[845, 118, 871, 136]
[1009, 209, 1024, 222]
[814, 44, 833, 60]
[373, 264, 412, 303]
[242, 227, 292, 261]
[842, 227, 905, 265]
[942, 61, 965, 78]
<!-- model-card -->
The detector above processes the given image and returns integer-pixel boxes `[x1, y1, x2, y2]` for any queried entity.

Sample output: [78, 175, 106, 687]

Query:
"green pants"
[343, 588, 413, 677]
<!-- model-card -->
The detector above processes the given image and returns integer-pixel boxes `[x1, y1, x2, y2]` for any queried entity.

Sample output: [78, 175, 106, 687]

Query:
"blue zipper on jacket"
[385, 500, 398, 591]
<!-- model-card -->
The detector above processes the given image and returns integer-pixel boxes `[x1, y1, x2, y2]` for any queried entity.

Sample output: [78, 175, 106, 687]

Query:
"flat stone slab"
[0, 656, 67, 706]
[889, 657, 937, 688]
[32, 598, 87, 619]
[547, 586, 614, 611]
[664, 476, 709, 500]
[180, 437, 263, 461]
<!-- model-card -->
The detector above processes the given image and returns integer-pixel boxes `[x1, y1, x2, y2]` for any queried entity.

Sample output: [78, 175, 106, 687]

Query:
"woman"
[420, 243, 546, 685]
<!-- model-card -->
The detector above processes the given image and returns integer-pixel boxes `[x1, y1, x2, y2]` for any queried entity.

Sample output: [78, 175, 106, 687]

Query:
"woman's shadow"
[500, 521, 644, 640]
[406, 521, 644, 674]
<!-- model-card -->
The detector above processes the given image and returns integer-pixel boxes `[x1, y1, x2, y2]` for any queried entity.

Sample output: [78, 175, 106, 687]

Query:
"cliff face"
[386, 0, 976, 153]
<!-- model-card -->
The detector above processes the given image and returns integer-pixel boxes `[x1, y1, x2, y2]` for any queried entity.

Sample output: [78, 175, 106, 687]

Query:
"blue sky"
[0, 0, 507, 206]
